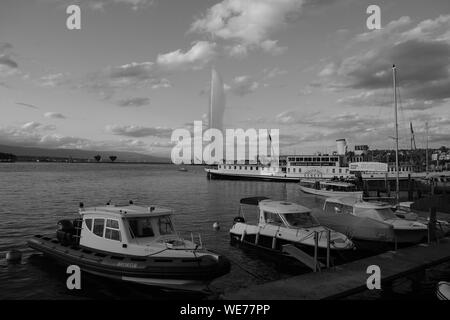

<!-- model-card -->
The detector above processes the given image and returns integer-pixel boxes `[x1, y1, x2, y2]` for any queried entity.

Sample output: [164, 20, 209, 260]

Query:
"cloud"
[16, 102, 39, 110]
[0, 123, 149, 153]
[21, 121, 56, 131]
[190, 0, 305, 56]
[44, 112, 67, 119]
[37, 73, 68, 88]
[355, 16, 412, 42]
[116, 97, 150, 107]
[0, 42, 18, 76]
[230, 75, 260, 96]
[82, 61, 165, 99]
[156, 41, 217, 71]
[319, 15, 450, 110]
[106, 124, 173, 138]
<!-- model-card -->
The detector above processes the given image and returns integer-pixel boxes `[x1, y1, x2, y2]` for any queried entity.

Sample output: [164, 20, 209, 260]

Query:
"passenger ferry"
[206, 153, 353, 182]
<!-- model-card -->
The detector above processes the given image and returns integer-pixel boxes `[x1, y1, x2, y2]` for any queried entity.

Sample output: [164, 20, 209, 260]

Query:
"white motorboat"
[321, 197, 428, 245]
[28, 201, 230, 292]
[229, 197, 354, 265]
[394, 202, 450, 237]
[299, 179, 363, 199]
[437, 281, 450, 300]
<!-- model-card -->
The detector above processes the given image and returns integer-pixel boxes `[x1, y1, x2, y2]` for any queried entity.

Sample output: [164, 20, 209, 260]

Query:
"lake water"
[0, 163, 448, 300]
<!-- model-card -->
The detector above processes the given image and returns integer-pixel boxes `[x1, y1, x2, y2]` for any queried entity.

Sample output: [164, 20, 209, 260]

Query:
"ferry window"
[250, 166, 253, 170]
[264, 211, 283, 225]
[105, 219, 121, 241]
[239, 166, 242, 170]
[158, 215, 174, 235]
[293, 168, 296, 173]
[85, 219, 92, 231]
[234, 166, 236, 169]
[128, 218, 154, 238]
[332, 169, 335, 173]
[245, 166, 247, 170]
[93, 219, 105, 237]
[339, 169, 342, 173]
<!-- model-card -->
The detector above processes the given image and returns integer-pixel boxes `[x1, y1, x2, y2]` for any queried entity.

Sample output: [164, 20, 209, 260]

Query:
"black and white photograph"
[1, 0, 450, 309]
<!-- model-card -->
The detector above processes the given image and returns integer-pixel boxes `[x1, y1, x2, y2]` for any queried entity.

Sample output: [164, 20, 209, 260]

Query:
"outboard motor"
[56, 220, 76, 245]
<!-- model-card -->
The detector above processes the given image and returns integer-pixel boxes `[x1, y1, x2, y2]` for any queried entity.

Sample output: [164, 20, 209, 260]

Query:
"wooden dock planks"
[224, 238, 450, 300]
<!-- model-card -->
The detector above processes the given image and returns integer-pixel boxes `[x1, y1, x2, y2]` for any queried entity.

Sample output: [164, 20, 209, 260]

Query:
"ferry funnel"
[336, 139, 347, 155]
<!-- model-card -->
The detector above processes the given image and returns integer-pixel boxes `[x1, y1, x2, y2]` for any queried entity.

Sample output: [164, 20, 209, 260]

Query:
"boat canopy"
[259, 200, 310, 214]
[239, 196, 270, 206]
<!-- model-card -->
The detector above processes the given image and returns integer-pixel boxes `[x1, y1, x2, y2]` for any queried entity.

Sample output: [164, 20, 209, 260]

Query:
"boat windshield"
[375, 208, 397, 220]
[283, 212, 319, 228]
[128, 217, 155, 238]
[127, 215, 175, 238]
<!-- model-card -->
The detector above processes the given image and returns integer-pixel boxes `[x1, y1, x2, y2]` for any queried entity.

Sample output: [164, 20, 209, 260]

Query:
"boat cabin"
[239, 197, 319, 229]
[78, 203, 184, 256]
[323, 197, 397, 221]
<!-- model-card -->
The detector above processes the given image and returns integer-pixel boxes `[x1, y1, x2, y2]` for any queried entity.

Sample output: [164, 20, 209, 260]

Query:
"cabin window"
[85, 219, 92, 231]
[128, 218, 155, 238]
[105, 219, 121, 241]
[93, 219, 105, 237]
[158, 215, 174, 235]
[264, 211, 283, 226]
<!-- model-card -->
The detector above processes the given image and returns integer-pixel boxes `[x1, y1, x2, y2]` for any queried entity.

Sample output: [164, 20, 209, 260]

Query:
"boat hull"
[27, 235, 230, 292]
[229, 231, 354, 267]
[299, 185, 363, 198]
[206, 169, 299, 182]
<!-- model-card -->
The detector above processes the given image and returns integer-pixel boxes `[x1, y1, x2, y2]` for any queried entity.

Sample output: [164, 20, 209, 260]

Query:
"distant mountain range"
[0, 144, 170, 163]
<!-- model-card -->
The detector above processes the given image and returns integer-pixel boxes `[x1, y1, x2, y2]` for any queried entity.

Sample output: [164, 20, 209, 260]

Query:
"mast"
[425, 121, 429, 172]
[209, 67, 214, 131]
[393, 65, 400, 204]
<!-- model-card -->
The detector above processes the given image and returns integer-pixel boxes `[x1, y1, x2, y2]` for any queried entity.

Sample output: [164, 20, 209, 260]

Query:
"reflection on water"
[0, 163, 448, 299]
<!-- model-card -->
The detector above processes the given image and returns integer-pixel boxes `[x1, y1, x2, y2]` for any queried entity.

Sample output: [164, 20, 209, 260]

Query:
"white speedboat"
[321, 197, 428, 245]
[299, 179, 363, 199]
[229, 197, 354, 265]
[28, 201, 230, 292]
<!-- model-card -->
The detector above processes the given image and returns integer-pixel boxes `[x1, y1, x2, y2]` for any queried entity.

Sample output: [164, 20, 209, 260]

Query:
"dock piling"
[314, 231, 319, 272]
[326, 229, 331, 268]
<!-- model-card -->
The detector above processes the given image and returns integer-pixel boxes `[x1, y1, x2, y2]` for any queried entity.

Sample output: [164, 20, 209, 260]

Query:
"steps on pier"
[282, 244, 324, 271]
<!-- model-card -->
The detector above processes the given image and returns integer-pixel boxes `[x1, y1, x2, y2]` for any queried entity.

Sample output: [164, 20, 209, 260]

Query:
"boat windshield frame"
[281, 211, 320, 229]
[126, 214, 176, 239]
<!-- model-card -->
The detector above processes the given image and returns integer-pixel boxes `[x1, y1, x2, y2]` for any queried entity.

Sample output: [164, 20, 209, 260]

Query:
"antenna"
[393, 64, 400, 205]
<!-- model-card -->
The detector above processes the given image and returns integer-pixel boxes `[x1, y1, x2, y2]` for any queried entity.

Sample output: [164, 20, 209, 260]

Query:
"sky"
[0, 0, 449, 158]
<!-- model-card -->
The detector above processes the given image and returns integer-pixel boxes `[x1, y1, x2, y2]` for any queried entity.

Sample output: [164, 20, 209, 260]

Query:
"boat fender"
[213, 222, 220, 230]
[233, 216, 245, 224]
[6, 250, 22, 263]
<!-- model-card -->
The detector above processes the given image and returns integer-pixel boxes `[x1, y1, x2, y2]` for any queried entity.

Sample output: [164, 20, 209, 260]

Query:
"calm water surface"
[0, 163, 448, 300]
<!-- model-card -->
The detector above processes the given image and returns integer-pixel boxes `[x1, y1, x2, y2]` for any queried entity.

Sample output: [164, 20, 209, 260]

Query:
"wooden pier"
[224, 237, 450, 300]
